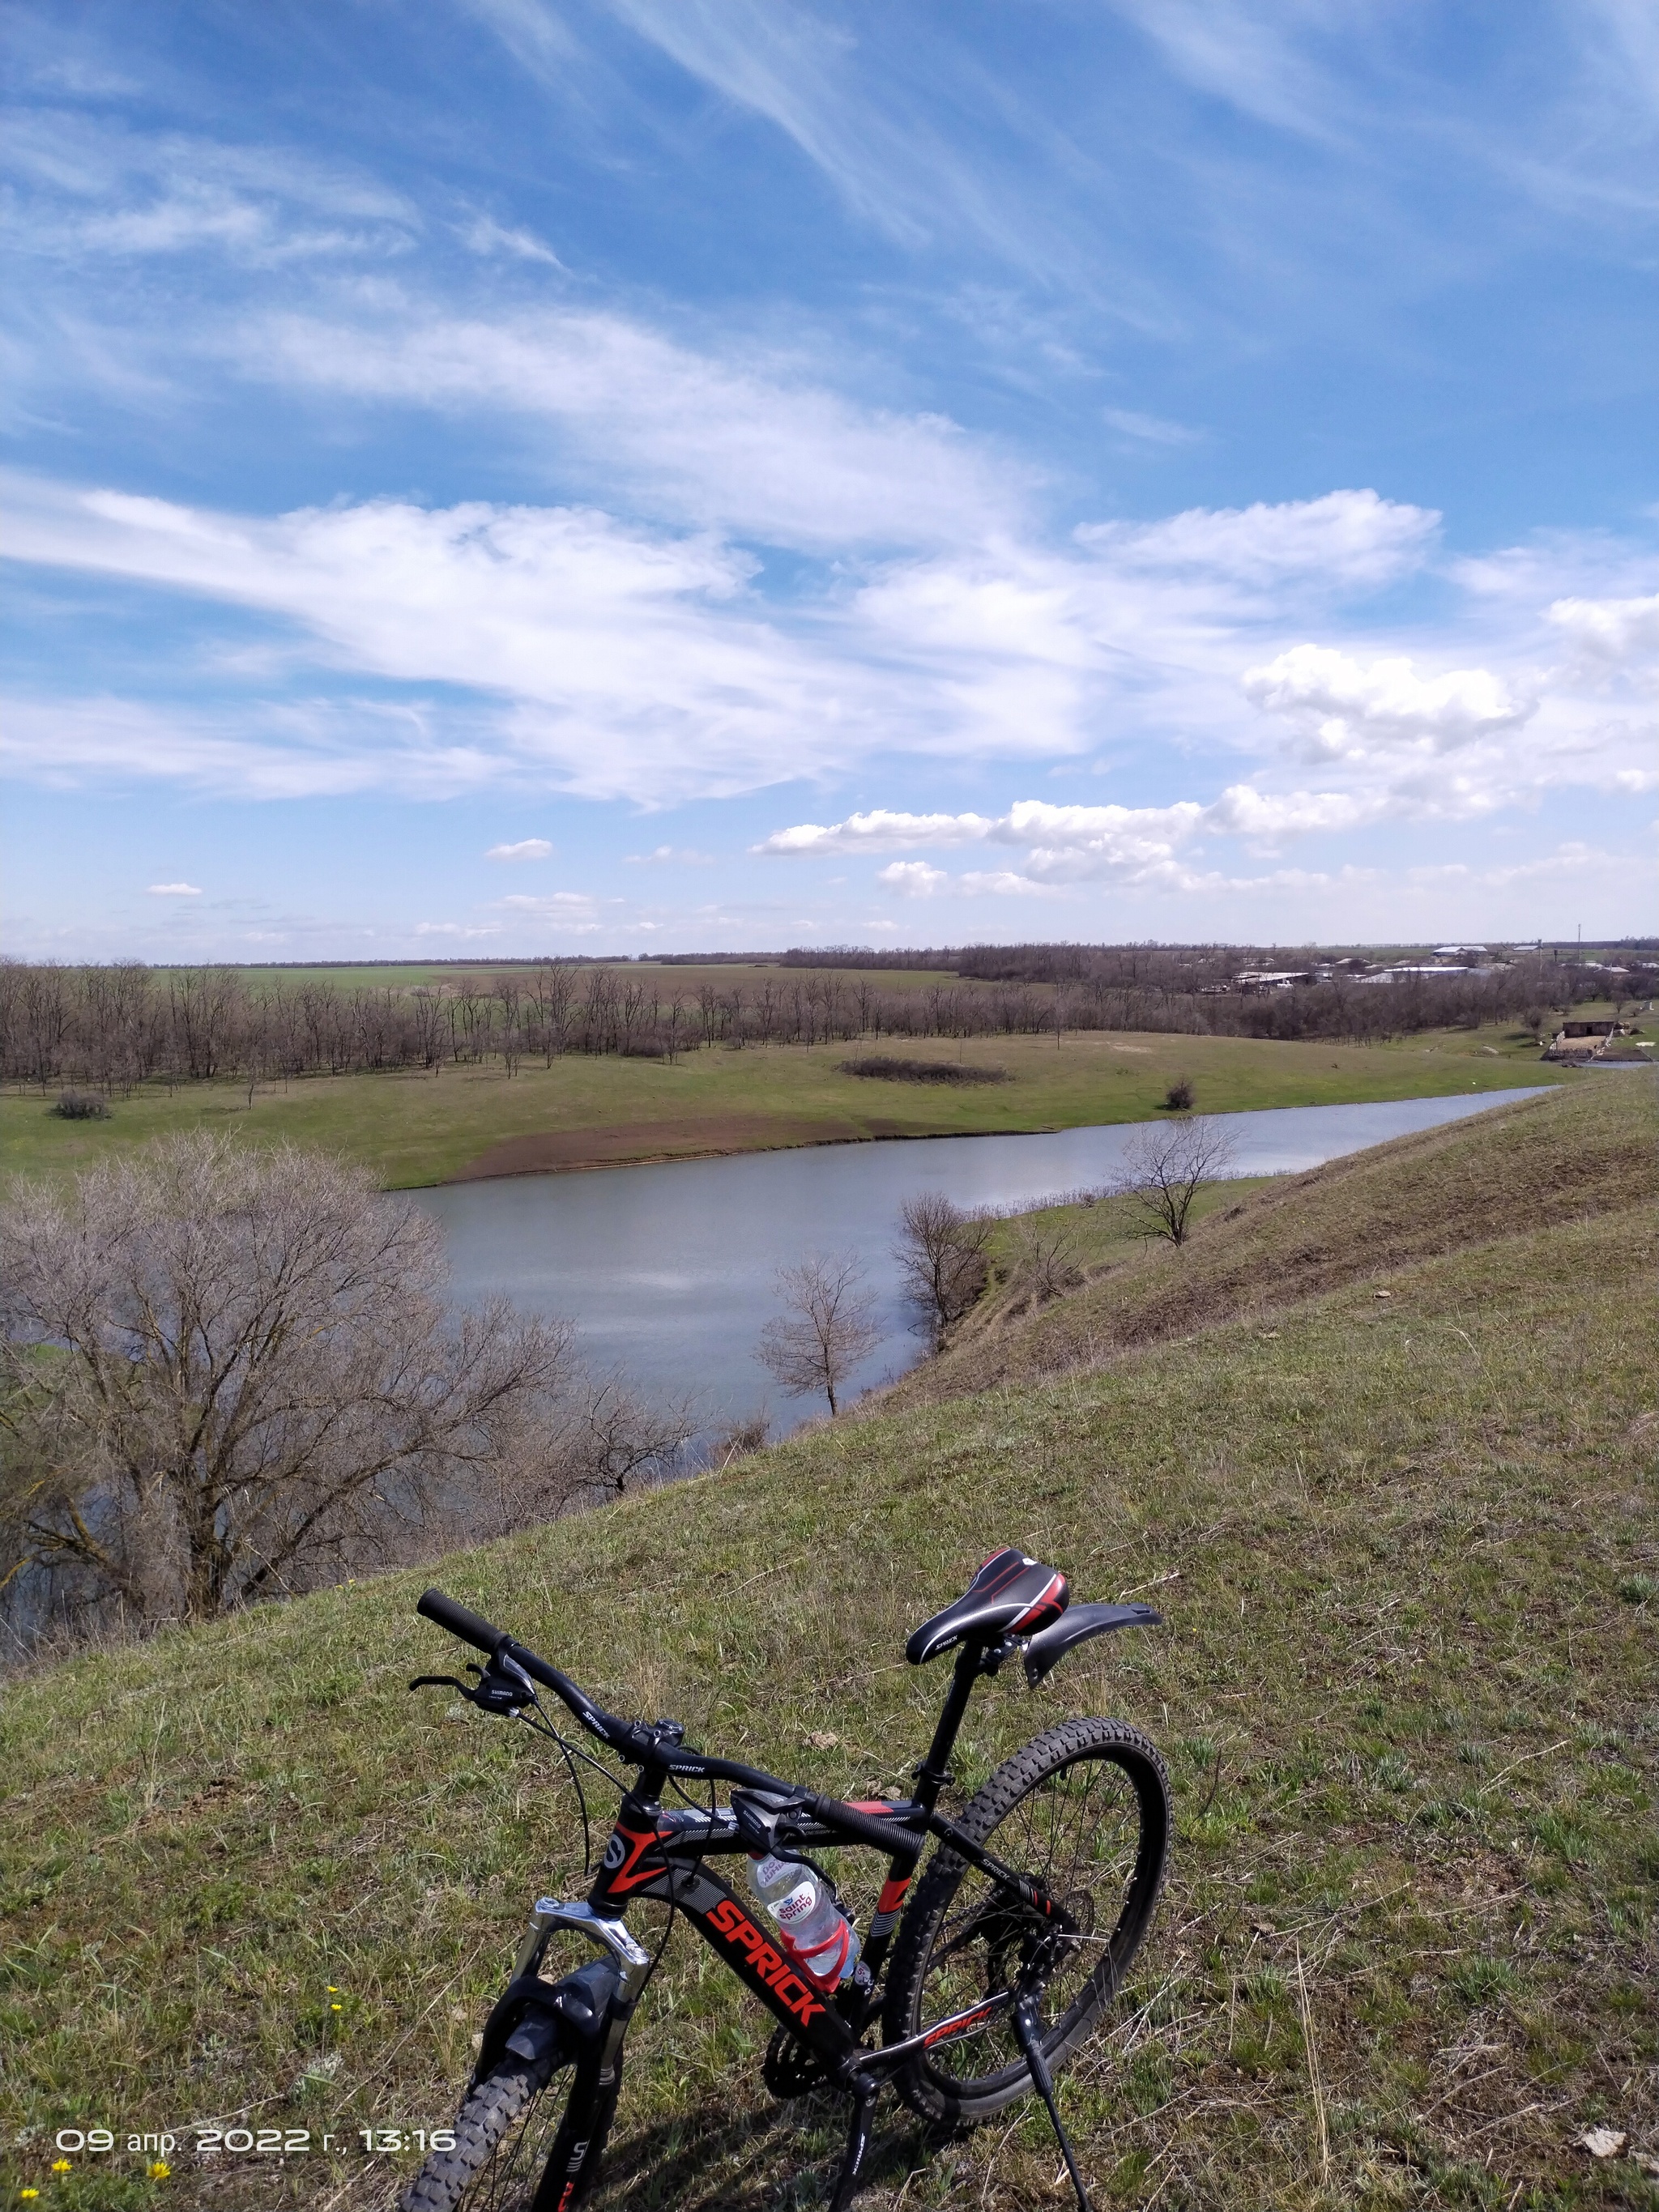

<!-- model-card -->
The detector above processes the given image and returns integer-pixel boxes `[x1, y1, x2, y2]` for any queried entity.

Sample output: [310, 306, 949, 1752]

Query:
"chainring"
[762, 2023, 833, 2100]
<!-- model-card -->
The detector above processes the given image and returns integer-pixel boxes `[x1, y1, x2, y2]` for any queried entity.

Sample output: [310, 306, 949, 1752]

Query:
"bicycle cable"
[629, 1765, 719, 2005]
[510, 1691, 629, 1878]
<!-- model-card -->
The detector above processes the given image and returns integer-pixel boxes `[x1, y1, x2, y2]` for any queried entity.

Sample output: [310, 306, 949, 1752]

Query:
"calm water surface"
[414, 1089, 1546, 1443]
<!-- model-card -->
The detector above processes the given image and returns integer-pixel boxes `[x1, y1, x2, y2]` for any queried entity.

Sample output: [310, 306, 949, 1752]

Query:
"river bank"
[0, 1021, 1565, 1190]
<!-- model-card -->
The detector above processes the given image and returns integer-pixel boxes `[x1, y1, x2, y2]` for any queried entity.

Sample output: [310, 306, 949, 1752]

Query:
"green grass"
[0, 1021, 1569, 1191]
[902, 1074, 1655, 1406]
[2, 1083, 1654, 2210]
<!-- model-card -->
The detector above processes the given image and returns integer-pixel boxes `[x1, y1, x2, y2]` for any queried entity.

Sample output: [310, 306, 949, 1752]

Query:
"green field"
[1, 1021, 1570, 1191]
[2, 1080, 1653, 2209]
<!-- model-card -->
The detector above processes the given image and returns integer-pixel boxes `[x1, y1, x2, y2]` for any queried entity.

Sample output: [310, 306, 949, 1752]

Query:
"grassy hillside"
[1, 1021, 1563, 1190]
[896, 1076, 1655, 1408]
[2, 1086, 1654, 2210]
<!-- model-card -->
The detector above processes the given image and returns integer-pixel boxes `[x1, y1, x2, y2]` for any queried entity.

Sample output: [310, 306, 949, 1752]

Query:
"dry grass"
[2, 1084, 1655, 2210]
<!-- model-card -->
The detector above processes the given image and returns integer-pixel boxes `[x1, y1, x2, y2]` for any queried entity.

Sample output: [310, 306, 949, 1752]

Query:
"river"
[413, 1089, 1546, 1447]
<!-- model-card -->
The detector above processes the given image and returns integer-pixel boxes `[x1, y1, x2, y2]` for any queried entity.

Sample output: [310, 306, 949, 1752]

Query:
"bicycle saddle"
[906, 1547, 1070, 1664]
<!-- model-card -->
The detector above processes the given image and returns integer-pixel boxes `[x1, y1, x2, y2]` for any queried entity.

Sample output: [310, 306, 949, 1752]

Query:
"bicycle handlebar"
[416, 1588, 507, 1655]
[417, 1588, 639, 1754]
[416, 1590, 929, 1856]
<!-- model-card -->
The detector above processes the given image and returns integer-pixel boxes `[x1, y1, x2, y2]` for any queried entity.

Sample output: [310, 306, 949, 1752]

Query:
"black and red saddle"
[905, 1547, 1069, 1664]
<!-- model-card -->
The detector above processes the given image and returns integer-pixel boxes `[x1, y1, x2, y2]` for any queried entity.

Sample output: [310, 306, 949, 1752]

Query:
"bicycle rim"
[893, 1719, 1167, 2115]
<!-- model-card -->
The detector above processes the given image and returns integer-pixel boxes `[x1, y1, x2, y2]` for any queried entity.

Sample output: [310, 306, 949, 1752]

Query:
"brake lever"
[408, 1656, 537, 1715]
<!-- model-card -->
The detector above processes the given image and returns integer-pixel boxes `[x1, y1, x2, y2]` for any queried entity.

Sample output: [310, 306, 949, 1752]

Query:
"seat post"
[913, 1642, 986, 1812]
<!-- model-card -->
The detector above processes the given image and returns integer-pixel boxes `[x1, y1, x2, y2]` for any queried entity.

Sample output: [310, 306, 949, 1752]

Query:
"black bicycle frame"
[569, 1641, 1059, 2082]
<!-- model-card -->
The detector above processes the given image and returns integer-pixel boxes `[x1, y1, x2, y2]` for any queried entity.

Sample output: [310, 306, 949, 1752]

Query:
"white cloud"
[455, 212, 564, 266]
[5, 470, 1650, 828]
[757, 790, 1358, 884]
[1081, 489, 1439, 591]
[486, 837, 553, 860]
[876, 859, 945, 895]
[1548, 590, 1659, 663]
[413, 920, 503, 937]
[147, 880, 202, 896]
[1242, 644, 1534, 761]
[757, 808, 997, 855]
[495, 891, 599, 914]
[2, 113, 416, 266]
[958, 869, 1058, 897]
[236, 305, 1025, 553]
[1102, 407, 1205, 447]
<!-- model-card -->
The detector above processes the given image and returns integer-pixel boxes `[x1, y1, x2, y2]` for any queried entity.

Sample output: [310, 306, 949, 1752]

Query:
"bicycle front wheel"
[884, 1715, 1169, 2125]
[399, 2045, 605, 2212]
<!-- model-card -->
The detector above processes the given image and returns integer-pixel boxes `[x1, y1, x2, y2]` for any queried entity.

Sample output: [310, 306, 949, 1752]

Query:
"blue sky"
[2, 0, 1655, 959]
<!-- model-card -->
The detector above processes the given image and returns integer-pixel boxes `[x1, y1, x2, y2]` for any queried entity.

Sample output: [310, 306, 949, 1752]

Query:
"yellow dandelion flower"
[52, 2159, 73, 2172]
[21, 2191, 40, 2201]
[326, 1985, 338, 1993]
[150, 2160, 171, 2179]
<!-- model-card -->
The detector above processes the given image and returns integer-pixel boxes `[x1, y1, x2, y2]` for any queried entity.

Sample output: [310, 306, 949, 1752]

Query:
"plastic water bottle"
[748, 1854, 861, 1991]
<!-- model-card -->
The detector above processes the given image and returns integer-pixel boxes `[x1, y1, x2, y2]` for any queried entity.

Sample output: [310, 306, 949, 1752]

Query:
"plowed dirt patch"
[453, 1114, 866, 1178]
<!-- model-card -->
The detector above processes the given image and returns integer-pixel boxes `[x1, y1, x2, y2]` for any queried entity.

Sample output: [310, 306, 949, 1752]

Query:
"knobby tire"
[884, 1715, 1169, 2124]
[399, 2046, 597, 2212]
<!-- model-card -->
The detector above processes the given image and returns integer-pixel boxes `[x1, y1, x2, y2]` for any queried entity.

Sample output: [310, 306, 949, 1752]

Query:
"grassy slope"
[893, 1076, 1654, 1409]
[2, 1085, 1654, 2211]
[0, 1021, 1565, 1190]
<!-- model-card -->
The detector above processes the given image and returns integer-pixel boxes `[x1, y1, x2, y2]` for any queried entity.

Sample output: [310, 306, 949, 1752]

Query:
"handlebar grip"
[417, 1588, 509, 1656]
[802, 1794, 925, 1859]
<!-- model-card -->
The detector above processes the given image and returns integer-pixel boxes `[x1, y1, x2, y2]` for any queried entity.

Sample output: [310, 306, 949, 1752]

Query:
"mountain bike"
[401, 1548, 1169, 2212]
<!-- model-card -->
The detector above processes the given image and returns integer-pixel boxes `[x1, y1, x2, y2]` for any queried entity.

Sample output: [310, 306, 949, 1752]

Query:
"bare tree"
[895, 1191, 992, 1340]
[1119, 1115, 1239, 1246]
[0, 1132, 574, 1628]
[563, 1371, 698, 1504]
[757, 1254, 883, 1415]
[1006, 1215, 1085, 1303]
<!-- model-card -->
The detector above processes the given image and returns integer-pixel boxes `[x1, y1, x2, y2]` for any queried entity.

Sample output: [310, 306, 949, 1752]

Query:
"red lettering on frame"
[700, 1899, 829, 2027]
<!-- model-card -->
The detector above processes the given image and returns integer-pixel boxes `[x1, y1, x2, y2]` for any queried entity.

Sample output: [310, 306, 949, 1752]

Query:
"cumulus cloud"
[147, 880, 202, 896]
[1548, 590, 1659, 663]
[758, 809, 997, 855]
[1242, 643, 1534, 761]
[486, 837, 553, 860]
[876, 860, 946, 895]
[757, 789, 1370, 885]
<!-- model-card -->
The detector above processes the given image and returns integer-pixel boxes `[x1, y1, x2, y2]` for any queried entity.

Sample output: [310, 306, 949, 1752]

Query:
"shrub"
[1161, 1076, 1196, 1111]
[839, 1055, 1010, 1085]
[51, 1089, 109, 1120]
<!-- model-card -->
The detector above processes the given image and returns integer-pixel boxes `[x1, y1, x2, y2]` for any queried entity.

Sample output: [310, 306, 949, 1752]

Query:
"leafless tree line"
[0, 1133, 696, 1656]
[1, 948, 1618, 1098]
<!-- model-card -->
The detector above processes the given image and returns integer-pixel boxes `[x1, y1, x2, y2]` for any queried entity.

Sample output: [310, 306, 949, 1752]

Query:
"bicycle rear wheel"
[884, 1715, 1168, 2125]
[399, 2046, 608, 2212]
